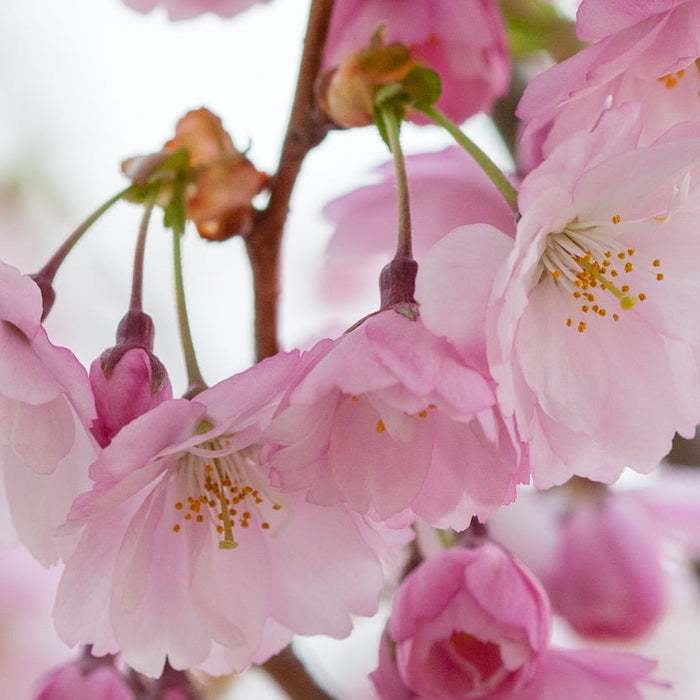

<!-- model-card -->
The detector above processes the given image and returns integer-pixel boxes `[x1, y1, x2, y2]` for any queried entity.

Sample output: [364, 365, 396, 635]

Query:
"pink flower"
[321, 147, 516, 305]
[422, 105, 700, 487]
[0, 259, 97, 565]
[545, 492, 666, 640]
[265, 310, 526, 529]
[371, 543, 661, 700]
[323, 0, 510, 124]
[371, 543, 552, 699]
[90, 347, 172, 448]
[54, 352, 388, 677]
[121, 0, 272, 21]
[34, 658, 135, 700]
[518, 0, 700, 167]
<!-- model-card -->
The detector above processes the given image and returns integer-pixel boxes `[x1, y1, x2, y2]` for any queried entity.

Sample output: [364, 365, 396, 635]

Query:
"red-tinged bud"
[90, 310, 172, 447]
[34, 654, 136, 700]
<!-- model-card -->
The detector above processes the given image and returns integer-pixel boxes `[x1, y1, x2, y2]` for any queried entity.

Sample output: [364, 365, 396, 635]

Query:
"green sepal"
[403, 65, 442, 109]
[162, 174, 187, 236]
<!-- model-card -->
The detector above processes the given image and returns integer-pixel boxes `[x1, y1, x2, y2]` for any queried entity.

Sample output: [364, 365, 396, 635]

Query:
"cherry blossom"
[518, 0, 700, 167]
[544, 491, 667, 640]
[265, 309, 526, 529]
[322, 0, 510, 125]
[121, 0, 272, 21]
[370, 542, 660, 700]
[0, 259, 97, 565]
[54, 352, 388, 677]
[421, 105, 700, 487]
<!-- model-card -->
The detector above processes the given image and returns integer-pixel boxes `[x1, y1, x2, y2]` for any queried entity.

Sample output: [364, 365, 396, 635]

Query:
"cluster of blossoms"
[5, 0, 700, 698]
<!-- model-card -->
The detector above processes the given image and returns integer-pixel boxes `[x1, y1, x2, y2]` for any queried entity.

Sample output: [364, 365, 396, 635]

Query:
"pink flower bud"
[545, 495, 667, 640]
[90, 347, 172, 447]
[34, 660, 135, 700]
[371, 543, 551, 699]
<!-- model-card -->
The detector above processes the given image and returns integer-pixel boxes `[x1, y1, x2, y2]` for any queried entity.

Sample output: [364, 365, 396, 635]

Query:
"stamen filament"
[214, 459, 238, 549]
[577, 257, 636, 309]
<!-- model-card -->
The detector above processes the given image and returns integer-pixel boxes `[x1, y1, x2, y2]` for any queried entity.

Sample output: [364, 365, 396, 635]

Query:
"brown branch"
[261, 646, 336, 700]
[245, 0, 335, 361]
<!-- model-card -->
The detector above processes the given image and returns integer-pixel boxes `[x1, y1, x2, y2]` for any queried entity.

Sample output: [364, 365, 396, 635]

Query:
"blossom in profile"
[518, 0, 700, 167]
[54, 352, 388, 677]
[371, 543, 661, 700]
[322, 0, 510, 124]
[121, 0, 272, 21]
[0, 259, 97, 565]
[545, 492, 666, 640]
[266, 309, 526, 529]
[421, 104, 700, 487]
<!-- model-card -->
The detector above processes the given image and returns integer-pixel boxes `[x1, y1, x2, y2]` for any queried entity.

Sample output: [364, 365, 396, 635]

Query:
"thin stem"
[418, 104, 519, 215]
[35, 184, 135, 283]
[262, 647, 336, 700]
[130, 188, 158, 312]
[245, 0, 335, 361]
[379, 106, 412, 259]
[172, 228, 207, 397]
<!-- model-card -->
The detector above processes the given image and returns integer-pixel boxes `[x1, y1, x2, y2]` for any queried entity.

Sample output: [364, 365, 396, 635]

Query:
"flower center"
[171, 434, 285, 550]
[540, 217, 663, 333]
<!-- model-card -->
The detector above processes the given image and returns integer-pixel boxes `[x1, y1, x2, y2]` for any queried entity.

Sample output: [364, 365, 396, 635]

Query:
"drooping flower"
[265, 309, 526, 529]
[421, 104, 700, 487]
[371, 543, 661, 700]
[518, 0, 700, 168]
[322, 0, 510, 125]
[121, 0, 272, 21]
[489, 468, 700, 642]
[54, 352, 389, 677]
[0, 259, 97, 565]
[544, 488, 667, 640]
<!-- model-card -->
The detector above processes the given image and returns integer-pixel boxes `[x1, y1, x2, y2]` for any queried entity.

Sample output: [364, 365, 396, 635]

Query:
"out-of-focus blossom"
[518, 0, 700, 168]
[423, 105, 700, 487]
[33, 656, 135, 700]
[490, 468, 700, 642]
[0, 548, 71, 700]
[322, 0, 510, 125]
[0, 259, 97, 565]
[545, 491, 666, 640]
[321, 147, 516, 305]
[55, 352, 389, 677]
[121, 0, 272, 21]
[266, 309, 526, 529]
[371, 543, 660, 700]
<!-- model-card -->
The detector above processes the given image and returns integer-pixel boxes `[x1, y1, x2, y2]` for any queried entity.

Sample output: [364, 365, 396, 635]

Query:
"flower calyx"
[318, 26, 441, 131]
